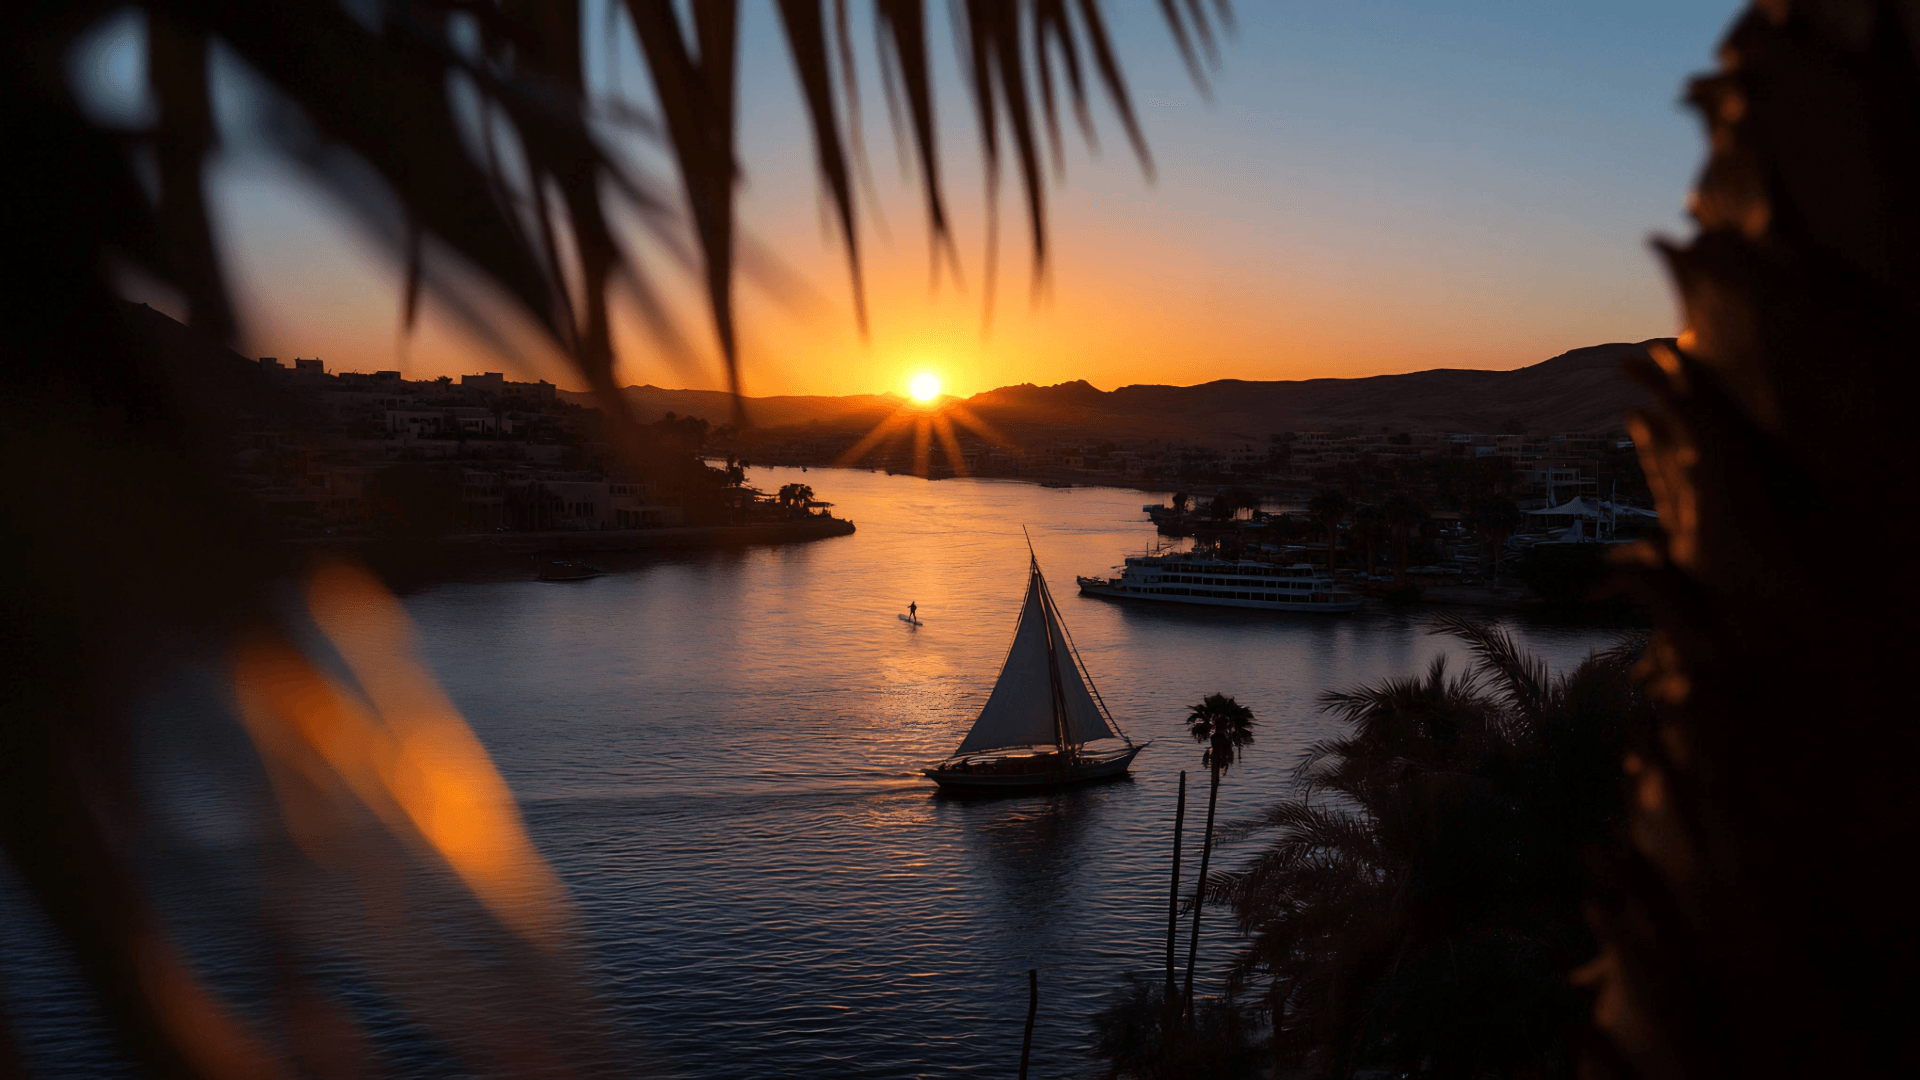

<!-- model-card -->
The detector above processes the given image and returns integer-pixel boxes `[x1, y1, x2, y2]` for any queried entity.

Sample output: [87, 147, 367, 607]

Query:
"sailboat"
[923, 552, 1144, 790]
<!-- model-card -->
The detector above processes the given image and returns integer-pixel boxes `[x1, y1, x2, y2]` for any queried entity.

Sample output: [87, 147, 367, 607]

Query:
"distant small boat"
[538, 559, 606, 582]
[924, 552, 1142, 791]
[1038, 480, 1073, 488]
[899, 613, 924, 626]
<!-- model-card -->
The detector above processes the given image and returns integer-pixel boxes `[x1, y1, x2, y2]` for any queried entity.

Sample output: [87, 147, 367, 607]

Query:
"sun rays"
[833, 391, 1011, 478]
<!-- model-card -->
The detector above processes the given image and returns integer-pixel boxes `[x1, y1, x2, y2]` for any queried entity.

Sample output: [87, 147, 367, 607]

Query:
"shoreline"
[295, 516, 856, 554]
[291, 517, 857, 587]
[746, 459, 1304, 500]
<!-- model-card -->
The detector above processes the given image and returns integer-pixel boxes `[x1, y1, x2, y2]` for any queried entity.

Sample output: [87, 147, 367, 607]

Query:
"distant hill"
[959, 342, 1661, 438]
[573, 341, 1662, 441]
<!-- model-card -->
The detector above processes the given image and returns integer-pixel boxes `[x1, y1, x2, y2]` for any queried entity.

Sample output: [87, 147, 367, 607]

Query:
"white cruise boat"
[1077, 554, 1362, 613]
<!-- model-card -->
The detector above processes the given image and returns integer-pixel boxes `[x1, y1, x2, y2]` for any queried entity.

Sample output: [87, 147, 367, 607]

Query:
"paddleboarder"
[908, 601, 917, 621]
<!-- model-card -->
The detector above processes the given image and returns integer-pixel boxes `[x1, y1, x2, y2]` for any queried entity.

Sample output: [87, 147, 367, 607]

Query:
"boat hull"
[924, 746, 1142, 791]
[1077, 579, 1361, 613]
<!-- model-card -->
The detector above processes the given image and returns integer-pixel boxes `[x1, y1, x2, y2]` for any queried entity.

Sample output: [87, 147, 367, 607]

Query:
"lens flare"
[909, 372, 941, 402]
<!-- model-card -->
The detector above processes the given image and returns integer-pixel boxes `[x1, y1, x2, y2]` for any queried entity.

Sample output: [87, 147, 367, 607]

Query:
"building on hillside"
[459, 471, 504, 529]
[542, 479, 611, 529]
[385, 408, 516, 439]
[609, 481, 682, 527]
[387, 410, 445, 437]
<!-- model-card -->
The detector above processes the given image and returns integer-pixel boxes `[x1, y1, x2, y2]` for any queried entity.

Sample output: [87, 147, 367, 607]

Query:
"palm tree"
[1582, 10, 1920, 1074]
[3, 3, 1227, 1073]
[1226, 616, 1648, 1075]
[1469, 494, 1523, 587]
[1308, 490, 1349, 574]
[1381, 492, 1426, 581]
[1350, 504, 1386, 576]
[1181, 692, 1257, 1025]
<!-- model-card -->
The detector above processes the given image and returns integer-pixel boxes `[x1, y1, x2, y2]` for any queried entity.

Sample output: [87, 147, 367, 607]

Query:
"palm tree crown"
[1222, 614, 1649, 1075]
[1187, 693, 1256, 773]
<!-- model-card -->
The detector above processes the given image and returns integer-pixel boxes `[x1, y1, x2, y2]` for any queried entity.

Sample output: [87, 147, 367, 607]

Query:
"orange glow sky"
[166, 3, 1741, 398]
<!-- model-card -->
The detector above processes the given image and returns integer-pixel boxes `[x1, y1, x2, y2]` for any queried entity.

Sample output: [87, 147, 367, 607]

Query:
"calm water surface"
[2, 468, 1626, 1078]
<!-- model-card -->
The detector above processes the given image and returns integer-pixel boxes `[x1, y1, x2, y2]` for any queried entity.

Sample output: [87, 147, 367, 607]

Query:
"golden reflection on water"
[189, 470, 1628, 1078]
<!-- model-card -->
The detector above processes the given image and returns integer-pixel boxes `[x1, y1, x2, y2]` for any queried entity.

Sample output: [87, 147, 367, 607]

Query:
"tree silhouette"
[1350, 504, 1386, 576]
[1226, 616, 1649, 1075]
[775, 482, 816, 512]
[1, 2, 1225, 1074]
[1308, 490, 1350, 574]
[1470, 494, 1524, 587]
[1181, 692, 1257, 1025]
[1581, 7, 1920, 1074]
[1381, 492, 1426, 580]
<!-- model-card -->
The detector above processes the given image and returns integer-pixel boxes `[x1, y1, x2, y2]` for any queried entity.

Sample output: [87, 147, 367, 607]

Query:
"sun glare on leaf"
[909, 371, 942, 402]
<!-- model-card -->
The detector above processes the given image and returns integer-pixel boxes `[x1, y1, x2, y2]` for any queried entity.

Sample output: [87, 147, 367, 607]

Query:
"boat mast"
[1026, 531, 1074, 764]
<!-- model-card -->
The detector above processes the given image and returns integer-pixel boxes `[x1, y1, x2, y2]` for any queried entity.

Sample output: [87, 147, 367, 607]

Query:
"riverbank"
[294, 516, 857, 586]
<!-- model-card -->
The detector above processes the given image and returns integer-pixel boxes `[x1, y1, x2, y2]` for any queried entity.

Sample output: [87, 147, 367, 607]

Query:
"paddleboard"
[898, 614, 924, 626]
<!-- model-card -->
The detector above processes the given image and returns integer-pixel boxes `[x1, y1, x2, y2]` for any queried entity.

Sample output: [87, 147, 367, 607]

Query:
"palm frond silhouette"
[1220, 621, 1649, 1076]
[1, 3, 1225, 1075]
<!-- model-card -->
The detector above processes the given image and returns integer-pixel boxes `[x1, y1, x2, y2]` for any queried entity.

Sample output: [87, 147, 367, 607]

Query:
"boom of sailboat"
[923, 550, 1143, 790]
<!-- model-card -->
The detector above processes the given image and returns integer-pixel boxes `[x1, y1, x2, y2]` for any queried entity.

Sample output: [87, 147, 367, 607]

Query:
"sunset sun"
[909, 371, 942, 402]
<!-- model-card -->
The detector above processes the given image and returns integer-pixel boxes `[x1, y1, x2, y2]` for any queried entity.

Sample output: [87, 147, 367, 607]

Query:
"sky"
[81, 1, 1742, 398]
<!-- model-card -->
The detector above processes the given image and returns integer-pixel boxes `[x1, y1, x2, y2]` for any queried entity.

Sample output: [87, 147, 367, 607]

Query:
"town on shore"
[213, 353, 836, 546]
[191, 298, 1653, 608]
[731, 396, 1656, 611]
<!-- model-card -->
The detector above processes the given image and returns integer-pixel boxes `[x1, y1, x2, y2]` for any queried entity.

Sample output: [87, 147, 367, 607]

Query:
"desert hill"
[960, 342, 1660, 438]
[571, 340, 1662, 441]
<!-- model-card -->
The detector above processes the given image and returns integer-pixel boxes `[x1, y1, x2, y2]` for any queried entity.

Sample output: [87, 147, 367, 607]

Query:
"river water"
[1, 467, 1625, 1079]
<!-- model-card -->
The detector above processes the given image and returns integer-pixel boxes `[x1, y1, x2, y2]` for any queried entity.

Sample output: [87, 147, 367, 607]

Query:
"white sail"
[1050, 595, 1119, 745]
[954, 565, 1119, 755]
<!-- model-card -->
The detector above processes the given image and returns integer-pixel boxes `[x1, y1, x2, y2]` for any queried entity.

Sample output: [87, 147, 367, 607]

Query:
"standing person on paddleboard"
[908, 601, 917, 621]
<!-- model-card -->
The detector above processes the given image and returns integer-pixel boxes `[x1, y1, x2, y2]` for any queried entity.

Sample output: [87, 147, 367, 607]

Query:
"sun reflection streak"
[231, 562, 568, 945]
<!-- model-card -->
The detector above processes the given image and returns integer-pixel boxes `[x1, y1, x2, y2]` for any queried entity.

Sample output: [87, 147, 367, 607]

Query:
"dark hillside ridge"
[965, 342, 1661, 436]
[569, 341, 1663, 439]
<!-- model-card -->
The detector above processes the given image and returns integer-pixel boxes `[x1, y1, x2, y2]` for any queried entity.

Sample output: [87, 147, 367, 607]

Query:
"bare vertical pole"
[1165, 771, 1187, 1003]
[1019, 968, 1038, 1080]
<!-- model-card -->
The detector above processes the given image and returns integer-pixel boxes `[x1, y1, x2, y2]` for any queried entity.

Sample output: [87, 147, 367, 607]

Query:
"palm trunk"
[1182, 763, 1221, 1023]
[1165, 771, 1186, 1005]
[1018, 969, 1037, 1080]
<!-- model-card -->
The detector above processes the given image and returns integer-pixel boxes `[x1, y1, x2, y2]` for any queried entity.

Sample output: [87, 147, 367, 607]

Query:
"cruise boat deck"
[1077, 554, 1362, 613]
